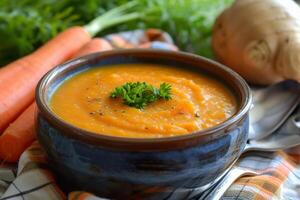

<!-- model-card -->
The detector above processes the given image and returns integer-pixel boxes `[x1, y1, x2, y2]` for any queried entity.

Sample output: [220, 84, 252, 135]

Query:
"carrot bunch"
[0, 1, 142, 163]
[0, 24, 115, 162]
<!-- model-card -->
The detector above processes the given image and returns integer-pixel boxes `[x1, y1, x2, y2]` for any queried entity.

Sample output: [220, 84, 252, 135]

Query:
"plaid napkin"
[0, 30, 299, 200]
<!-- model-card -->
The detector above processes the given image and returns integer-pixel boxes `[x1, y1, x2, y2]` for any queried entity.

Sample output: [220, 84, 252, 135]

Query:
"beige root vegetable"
[212, 0, 300, 85]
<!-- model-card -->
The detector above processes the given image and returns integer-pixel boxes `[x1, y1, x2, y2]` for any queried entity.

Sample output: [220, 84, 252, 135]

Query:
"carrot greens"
[0, 0, 233, 66]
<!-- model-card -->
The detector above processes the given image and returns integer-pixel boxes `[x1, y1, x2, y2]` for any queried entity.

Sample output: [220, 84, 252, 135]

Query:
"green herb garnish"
[110, 82, 172, 109]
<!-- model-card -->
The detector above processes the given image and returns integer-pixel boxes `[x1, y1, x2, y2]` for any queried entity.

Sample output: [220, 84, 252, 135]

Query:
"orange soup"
[50, 64, 237, 138]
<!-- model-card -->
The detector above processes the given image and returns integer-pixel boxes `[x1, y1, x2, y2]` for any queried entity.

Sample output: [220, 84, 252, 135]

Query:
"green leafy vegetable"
[0, 0, 233, 66]
[110, 82, 172, 109]
[120, 0, 234, 58]
[0, 0, 139, 66]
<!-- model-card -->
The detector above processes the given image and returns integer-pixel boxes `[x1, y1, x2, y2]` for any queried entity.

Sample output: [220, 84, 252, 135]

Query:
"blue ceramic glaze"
[37, 114, 248, 199]
[35, 49, 252, 199]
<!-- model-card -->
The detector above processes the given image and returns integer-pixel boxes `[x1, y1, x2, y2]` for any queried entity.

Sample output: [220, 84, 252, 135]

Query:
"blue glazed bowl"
[35, 49, 252, 199]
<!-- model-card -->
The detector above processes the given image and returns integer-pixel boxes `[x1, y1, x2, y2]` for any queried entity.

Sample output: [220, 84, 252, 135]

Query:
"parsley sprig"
[110, 82, 172, 109]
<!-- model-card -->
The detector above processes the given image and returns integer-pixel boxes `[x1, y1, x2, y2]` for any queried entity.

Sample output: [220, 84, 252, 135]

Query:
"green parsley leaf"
[159, 82, 172, 100]
[110, 82, 172, 109]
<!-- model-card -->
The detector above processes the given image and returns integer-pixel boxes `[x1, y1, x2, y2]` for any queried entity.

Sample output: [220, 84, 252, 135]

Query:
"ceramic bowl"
[35, 49, 252, 199]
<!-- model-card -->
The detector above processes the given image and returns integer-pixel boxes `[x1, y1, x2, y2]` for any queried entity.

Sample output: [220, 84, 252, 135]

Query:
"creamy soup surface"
[50, 64, 237, 138]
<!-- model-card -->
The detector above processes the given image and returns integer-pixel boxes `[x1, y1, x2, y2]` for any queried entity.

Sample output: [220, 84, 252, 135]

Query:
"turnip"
[212, 0, 300, 85]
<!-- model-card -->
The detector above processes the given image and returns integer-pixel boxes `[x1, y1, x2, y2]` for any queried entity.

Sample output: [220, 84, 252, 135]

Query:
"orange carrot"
[74, 38, 112, 58]
[0, 38, 112, 162]
[0, 0, 139, 132]
[0, 103, 36, 162]
[0, 27, 91, 133]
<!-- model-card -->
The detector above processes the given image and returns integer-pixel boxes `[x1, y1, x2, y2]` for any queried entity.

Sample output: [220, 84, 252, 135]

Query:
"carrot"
[0, 103, 36, 163]
[73, 38, 112, 58]
[0, 38, 112, 163]
[0, 27, 91, 133]
[0, 1, 139, 132]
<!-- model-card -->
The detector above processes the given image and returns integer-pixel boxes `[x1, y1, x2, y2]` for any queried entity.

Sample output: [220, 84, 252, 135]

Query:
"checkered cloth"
[0, 30, 299, 200]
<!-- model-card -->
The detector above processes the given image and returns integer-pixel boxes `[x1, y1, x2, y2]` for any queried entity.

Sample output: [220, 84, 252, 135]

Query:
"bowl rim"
[36, 49, 252, 150]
